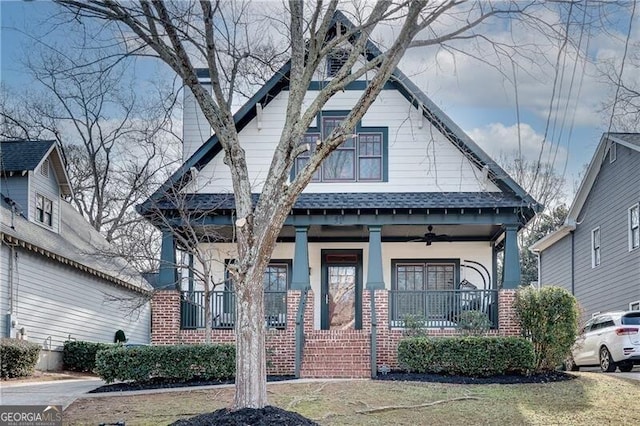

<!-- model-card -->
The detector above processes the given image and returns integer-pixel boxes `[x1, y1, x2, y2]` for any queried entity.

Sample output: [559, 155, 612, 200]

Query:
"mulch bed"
[88, 375, 294, 393]
[170, 406, 319, 426]
[375, 370, 576, 384]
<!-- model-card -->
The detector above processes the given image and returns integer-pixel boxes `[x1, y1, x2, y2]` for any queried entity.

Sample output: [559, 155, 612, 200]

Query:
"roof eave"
[529, 223, 575, 252]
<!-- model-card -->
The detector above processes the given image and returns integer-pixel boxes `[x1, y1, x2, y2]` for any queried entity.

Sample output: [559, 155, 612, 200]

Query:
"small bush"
[0, 338, 41, 378]
[402, 314, 429, 337]
[514, 286, 579, 372]
[398, 336, 534, 377]
[63, 341, 114, 372]
[95, 344, 235, 383]
[457, 310, 492, 336]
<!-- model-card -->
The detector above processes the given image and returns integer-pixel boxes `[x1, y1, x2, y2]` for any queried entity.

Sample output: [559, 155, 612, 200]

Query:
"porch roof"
[149, 191, 533, 213]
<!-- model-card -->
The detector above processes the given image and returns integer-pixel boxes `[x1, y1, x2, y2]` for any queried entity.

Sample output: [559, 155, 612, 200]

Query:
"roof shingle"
[0, 140, 55, 172]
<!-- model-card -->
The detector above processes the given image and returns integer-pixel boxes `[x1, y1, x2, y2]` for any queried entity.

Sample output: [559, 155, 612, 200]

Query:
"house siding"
[28, 162, 61, 234]
[186, 87, 501, 194]
[183, 85, 211, 161]
[571, 143, 640, 317]
[0, 245, 151, 350]
[1, 175, 29, 217]
[540, 233, 572, 293]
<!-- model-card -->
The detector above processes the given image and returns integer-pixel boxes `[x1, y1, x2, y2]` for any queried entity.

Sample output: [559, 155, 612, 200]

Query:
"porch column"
[158, 230, 178, 289]
[366, 226, 384, 290]
[291, 226, 310, 290]
[502, 224, 521, 289]
[367, 225, 384, 378]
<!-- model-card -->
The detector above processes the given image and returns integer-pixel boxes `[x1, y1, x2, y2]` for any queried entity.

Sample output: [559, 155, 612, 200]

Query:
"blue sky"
[2, 1, 636, 202]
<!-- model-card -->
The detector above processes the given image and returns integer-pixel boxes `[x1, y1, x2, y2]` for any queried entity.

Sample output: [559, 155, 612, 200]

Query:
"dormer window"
[36, 193, 53, 226]
[41, 159, 50, 178]
[327, 49, 350, 77]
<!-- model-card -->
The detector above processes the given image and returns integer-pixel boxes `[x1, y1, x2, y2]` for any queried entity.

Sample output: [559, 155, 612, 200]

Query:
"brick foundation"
[151, 288, 521, 377]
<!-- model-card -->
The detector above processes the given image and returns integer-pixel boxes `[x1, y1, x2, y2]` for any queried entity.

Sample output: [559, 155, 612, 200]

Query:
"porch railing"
[389, 289, 498, 329]
[180, 290, 288, 330]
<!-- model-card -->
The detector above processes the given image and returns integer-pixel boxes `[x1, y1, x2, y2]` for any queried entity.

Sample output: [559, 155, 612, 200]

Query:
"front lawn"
[64, 372, 640, 425]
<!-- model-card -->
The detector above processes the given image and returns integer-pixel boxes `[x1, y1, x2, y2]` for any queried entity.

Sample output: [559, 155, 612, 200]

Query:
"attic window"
[327, 49, 350, 77]
[36, 193, 53, 227]
[41, 159, 50, 178]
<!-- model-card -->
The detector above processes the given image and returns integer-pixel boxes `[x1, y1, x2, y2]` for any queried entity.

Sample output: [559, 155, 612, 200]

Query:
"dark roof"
[609, 132, 640, 149]
[151, 192, 529, 212]
[0, 140, 55, 172]
[142, 10, 539, 214]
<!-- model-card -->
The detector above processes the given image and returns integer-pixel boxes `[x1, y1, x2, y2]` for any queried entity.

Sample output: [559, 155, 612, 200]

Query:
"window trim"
[391, 258, 461, 291]
[629, 203, 639, 251]
[609, 142, 617, 163]
[591, 227, 601, 268]
[35, 193, 53, 227]
[292, 110, 388, 183]
[629, 300, 640, 311]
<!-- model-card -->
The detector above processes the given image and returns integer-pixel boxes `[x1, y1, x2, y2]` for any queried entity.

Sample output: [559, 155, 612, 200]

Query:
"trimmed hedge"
[63, 341, 114, 372]
[1, 338, 41, 378]
[398, 336, 535, 377]
[95, 344, 235, 383]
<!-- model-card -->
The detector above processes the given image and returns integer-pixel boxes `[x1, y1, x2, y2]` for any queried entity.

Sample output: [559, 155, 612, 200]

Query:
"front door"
[321, 250, 362, 330]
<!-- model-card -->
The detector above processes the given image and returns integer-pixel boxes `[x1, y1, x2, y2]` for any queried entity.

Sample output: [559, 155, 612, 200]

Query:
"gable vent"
[327, 48, 350, 77]
[41, 159, 50, 178]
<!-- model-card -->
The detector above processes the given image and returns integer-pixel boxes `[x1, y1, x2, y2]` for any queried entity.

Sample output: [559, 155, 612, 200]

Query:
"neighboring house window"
[294, 114, 386, 182]
[36, 194, 53, 226]
[391, 261, 456, 324]
[41, 159, 50, 177]
[591, 227, 601, 267]
[610, 142, 616, 163]
[327, 49, 349, 77]
[629, 204, 639, 251]
[629, 301, 640, 311]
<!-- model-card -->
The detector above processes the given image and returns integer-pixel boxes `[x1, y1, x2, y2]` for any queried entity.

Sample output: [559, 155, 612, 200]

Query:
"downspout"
[536, 252, 541, 290]
[5, 243, 16, 338]
[294, 288, 308, 378]
[370, 291, 377, 378]
[570, 231, 575, 295]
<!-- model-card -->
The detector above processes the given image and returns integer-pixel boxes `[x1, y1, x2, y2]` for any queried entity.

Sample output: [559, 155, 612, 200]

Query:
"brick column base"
[498, 289, 520, 336]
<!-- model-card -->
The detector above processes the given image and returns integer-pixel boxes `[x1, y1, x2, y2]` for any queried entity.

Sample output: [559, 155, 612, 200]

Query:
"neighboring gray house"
[531, 133, 640, 318]
[0, 140, 152, 370]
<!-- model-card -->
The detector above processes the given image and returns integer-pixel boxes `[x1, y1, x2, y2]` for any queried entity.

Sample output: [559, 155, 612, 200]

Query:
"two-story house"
[139, 12, 539, 378]
[531, 133, 640, 319]
[0, 140, 152, 370]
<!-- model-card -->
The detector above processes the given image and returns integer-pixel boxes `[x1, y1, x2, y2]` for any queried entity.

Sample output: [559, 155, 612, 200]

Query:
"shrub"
[63, 341, 114, 372]
[398, 336, 534, 377]
[402, 314, 429, 337]
[0, 338, 41, 378]
[514, 286, 579, 372]
[457, 310, 492, 336]
[95, 344, 235, 383]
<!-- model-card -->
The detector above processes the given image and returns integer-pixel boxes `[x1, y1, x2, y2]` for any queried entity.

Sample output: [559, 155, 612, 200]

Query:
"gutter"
[529, 221, 576, 253]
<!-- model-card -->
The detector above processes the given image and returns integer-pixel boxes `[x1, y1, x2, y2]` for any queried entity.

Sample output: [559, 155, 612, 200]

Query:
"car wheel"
[618, 362, 634, 372]
[564, 356, 579, 372]
[599, 346, 617, 372]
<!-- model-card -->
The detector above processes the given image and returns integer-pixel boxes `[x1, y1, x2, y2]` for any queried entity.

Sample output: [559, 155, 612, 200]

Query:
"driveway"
[579, 366, 640, 382]
[0, 378, 104, 409]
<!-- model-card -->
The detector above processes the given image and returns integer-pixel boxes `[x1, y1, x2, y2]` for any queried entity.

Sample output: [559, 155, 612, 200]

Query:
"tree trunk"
[233, 273, 267, 409]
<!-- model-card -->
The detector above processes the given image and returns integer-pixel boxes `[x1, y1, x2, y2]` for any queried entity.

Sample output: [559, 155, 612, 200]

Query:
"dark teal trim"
[321, 249, 363, 330]
[366, 226, 385, 290]
[159, 231, 177, 289]
[491, 242, 498, 290]
[502, 224, 521, 289]
[291, 227, 311, 290]
[188, 253, 194, 293]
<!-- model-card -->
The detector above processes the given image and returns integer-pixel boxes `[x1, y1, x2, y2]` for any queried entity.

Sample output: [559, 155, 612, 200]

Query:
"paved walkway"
[0, 378, 105, 409]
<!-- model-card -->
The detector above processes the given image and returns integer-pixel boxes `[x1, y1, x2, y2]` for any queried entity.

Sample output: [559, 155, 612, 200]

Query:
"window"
[591, 227, 601, 267]
[41, 159, 50, 177]
[630, 301, 640, 311]
[629, 204, 639, 251]
[294, 114, 386, 182]
[36, 194, 52, 226]
[610, 142, 617, 163]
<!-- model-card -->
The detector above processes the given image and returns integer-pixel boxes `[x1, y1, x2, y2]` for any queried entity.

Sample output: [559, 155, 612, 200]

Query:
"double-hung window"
[629, 204, 639, 251]
[295, 114, 386, 182]
[591, 227, 601, 267]
[36, 194, 53, 226]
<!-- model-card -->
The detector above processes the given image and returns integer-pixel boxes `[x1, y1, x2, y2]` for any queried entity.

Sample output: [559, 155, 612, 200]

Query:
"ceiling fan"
[416, 225, 452, 246]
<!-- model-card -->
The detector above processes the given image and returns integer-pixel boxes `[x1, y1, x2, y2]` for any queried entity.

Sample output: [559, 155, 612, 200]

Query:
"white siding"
[28, 159, 61, 234]
[0, 243, 10, 337]
[183, 84, 212, 161]
[191, 88, 500, 194]
[2, 246, 150, 350]
[201, 241, 492, 329]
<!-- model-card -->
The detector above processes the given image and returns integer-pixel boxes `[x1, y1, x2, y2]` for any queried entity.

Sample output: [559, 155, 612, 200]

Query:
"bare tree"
[53, 0, 606, 409]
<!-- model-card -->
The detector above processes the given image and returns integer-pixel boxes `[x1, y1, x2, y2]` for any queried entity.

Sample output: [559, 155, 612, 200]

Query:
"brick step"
[300, 331, 371, 378]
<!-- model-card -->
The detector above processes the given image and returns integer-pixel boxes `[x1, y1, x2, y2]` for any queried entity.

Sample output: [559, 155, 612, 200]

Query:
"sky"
[1, 1, 637, 204]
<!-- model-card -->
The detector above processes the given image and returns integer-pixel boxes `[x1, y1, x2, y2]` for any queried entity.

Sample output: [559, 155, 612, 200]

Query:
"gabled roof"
[0, 140, 73, 196]
[531, 132, 640, 252]
[0, 198, 152, 294]
[141, 10, 539, 216]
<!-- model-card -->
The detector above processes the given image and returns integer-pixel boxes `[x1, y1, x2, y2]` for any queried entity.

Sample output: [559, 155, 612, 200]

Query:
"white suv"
[566, 311, 640, 372]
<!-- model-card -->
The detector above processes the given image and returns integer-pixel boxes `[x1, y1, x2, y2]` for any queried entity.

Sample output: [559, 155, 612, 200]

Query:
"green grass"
[63, 373, 640, 425]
